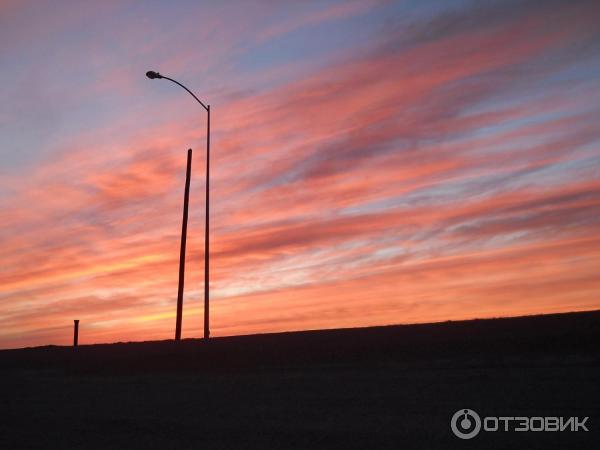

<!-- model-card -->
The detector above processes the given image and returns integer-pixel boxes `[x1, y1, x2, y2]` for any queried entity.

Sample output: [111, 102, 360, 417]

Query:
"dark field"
[1, 311, 599, 449]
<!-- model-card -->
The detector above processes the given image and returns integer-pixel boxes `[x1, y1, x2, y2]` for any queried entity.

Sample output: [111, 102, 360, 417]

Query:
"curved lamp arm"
[146, 71, 209, 111]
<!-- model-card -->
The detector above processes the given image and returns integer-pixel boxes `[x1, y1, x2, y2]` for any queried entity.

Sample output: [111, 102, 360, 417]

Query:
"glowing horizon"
[1, 0, 599, 349]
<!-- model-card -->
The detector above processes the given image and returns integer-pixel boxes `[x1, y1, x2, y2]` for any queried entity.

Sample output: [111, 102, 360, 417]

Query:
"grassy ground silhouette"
[1, 310, 599, 449]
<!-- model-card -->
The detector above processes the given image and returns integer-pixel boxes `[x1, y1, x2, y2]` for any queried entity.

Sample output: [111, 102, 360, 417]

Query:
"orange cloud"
[1, 0, 599, 348]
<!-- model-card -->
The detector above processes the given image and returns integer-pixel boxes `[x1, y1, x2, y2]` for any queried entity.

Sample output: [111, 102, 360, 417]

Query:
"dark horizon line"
[2, 308, 598, 353]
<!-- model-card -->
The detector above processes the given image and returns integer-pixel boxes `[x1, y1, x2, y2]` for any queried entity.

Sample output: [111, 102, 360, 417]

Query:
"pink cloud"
[1, 0, 599, 348]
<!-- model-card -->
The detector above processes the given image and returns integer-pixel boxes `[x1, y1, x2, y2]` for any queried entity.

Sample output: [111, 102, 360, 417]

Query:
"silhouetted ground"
[1, 310, 599, 449]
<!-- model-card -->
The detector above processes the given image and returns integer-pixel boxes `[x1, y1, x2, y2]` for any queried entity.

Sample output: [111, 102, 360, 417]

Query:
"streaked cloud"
[1, 0, 599, 348]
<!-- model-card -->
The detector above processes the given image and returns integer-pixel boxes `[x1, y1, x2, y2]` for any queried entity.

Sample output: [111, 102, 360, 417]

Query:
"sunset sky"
[1, 0, 599, 349]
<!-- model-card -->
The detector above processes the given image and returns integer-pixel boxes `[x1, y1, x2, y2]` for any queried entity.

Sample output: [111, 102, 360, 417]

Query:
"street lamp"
[146, 70, 211, 340]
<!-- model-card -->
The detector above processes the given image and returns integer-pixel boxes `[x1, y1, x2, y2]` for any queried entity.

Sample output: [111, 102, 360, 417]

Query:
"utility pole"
[175, 149, 192, 340]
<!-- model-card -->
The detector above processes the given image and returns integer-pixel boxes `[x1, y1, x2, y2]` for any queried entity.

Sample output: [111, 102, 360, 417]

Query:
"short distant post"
[73, 320, 79, 347]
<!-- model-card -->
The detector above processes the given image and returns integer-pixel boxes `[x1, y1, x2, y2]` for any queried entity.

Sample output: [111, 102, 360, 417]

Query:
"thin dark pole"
[73, 320, 79, 347]
[175, 149, 192, 340]
[204, 106, 210, 339]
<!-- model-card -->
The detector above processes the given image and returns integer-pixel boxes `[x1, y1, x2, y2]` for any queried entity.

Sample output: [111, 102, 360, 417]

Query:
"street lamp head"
[146, 70, 163, 80]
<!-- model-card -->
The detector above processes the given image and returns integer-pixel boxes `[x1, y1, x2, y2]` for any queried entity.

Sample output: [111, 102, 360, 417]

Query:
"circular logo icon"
[451, 409, 481, 439]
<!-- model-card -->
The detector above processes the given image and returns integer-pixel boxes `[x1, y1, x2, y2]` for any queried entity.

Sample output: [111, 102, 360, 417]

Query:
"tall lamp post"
[146, 70, 211, 340]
